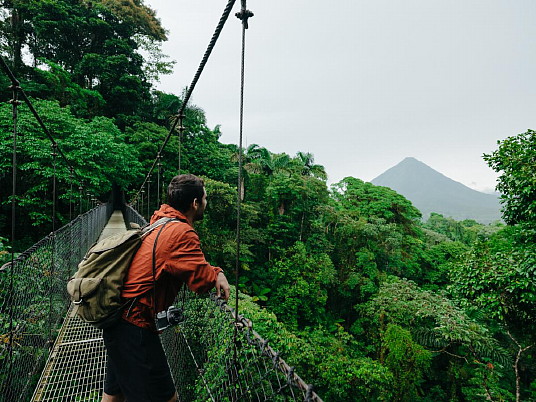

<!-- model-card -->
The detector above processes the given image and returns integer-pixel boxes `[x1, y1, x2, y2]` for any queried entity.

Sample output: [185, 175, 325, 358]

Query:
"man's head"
[167, 174, 206, 221]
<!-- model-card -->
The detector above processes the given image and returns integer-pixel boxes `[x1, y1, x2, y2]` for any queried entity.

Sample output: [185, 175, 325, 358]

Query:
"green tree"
[424, 213, 500, 246]
[419, 238, 468, 290]
[483, 129, 536, 243]
[449, 130, 536, 401]
[291, 151, 327, 180]
[325, 178, 425, 327]
[243, 144, 291, 178]
[30, 60, 106, 117]
[364, 276, 513, 400]
[383, 324, 432, 401]
[449, 230, 535, 402]
[1, 0, 169, 119]
[266, 242, 335, 330]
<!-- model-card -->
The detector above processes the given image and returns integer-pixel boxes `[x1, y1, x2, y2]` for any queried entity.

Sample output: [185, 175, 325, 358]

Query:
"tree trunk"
[507, 329, 533, 402]
[278, 201, 285, 215]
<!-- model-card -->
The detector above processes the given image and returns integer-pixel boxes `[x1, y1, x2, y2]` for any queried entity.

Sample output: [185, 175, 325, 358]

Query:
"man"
[102, 174, 230, 402]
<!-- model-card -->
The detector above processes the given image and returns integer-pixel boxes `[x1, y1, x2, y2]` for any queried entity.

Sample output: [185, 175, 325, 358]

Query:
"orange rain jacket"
[121, 204, 222, 330]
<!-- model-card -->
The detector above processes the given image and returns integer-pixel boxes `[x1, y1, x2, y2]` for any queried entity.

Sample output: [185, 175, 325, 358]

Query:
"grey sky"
[146, 0, 535, 193]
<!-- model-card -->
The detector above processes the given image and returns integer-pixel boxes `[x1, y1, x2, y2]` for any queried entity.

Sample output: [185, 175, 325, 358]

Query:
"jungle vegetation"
[0, 1, 534, 400]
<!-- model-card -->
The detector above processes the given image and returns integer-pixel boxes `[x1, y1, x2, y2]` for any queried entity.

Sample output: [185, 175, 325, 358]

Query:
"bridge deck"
[32, 211, 127, 401]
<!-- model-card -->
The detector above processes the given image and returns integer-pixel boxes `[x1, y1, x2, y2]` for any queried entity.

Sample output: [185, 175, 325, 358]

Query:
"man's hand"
[216, 272, 230, 301]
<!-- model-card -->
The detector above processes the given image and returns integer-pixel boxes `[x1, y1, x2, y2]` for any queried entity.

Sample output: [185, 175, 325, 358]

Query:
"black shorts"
[103, 319, 176, 401]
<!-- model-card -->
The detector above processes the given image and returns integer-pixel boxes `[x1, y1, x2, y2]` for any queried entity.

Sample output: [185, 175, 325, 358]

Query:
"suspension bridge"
[0, 1, 323, 400]
[0, 204, 320, 401]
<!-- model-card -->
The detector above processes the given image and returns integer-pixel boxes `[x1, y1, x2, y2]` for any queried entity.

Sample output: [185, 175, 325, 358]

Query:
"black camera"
[155, 305, 184, 331]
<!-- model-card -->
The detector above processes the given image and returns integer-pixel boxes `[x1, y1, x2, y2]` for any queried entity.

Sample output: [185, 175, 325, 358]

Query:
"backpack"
[67, 217, 176, 329]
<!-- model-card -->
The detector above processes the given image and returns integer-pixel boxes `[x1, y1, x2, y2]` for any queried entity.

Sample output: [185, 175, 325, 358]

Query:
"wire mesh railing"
[0, 203, 113, 401]
[125, 205, 321, 401]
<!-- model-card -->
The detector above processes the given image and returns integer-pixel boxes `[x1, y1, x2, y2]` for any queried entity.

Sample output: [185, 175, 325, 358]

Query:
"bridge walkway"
[31, 211, 127, 401]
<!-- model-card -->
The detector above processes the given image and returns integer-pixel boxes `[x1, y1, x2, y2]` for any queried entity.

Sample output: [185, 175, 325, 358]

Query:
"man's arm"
[165, 228, 227, 295]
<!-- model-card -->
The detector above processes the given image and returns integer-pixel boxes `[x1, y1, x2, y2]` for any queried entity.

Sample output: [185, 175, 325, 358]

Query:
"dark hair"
[167, 174, 205, 213]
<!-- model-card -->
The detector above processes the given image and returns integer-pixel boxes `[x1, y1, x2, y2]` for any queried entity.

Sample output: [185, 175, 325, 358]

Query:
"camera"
[155, 305, 184, 331]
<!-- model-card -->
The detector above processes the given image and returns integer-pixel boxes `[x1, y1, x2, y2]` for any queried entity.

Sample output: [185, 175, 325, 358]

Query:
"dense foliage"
[1, 2, 535, 400]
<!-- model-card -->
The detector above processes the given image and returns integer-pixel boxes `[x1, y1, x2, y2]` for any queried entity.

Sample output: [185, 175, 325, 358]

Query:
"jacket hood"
[150, 204, 189, 224]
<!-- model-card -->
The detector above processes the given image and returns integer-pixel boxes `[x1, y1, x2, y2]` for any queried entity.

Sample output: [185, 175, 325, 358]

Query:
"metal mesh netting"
[162, 293, 320, 401]
[126, 205, 321, 402]
[32, 304, 106, 402]
[0, 204, 113, 401]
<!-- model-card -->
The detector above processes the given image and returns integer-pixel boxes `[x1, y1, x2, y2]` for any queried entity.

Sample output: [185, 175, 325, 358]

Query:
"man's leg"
[102, 339, 125, 402]
[103, 320, 176, 401]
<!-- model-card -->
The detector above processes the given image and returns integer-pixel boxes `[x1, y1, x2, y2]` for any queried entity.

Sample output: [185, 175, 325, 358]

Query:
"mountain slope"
[371, 157, 501, 223]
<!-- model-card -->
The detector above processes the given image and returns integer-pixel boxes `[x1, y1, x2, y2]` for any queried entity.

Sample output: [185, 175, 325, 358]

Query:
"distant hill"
[371, 157, 502, 224]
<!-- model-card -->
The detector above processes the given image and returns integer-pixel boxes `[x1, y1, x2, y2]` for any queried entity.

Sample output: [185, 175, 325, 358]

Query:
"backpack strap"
[141, 217, 176, 236]
[150, 218, 179, 317]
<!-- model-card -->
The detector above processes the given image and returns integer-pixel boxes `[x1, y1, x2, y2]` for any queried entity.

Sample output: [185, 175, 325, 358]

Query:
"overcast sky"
[145, 0, 535, 193]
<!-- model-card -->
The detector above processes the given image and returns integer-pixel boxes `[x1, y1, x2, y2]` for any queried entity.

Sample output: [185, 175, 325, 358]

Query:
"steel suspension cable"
[132, 0, 238, 204]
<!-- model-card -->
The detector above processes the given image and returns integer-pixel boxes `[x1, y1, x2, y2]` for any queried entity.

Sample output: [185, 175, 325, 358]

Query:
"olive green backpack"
[67, 217, 176, 329]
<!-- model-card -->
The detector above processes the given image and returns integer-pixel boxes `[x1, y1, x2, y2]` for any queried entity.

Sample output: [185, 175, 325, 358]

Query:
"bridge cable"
[131, 0, 238, 205]
[147, 174, 151, 218]
[48, 144, 58, 340]
[69, 168, 74, 221]
[157, 154, 162, 206]
[6, 67, 21, 398]
[233, 0, 254, 386]
[79, 185, 84, 215]
[177, 115, 185, 173]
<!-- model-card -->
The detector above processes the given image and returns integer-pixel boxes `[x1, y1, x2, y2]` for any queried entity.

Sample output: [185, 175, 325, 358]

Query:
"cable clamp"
[236, 9, 254, 29]
[286, 366, 295, 385]
[305, 385, 315, 401]
[272, 351, 280, 368]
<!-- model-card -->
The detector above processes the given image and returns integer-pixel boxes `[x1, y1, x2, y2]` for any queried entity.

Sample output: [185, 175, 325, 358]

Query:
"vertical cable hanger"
[233, 0, 253, 375]
[51, 144, 58, 233]
[48, 143, 58, 340]
[7, 69, 21, 397]
[141, 188, 145, 218]
[147, 174, 152, 218]
[157, 153, 162, 206]
[69, 168, 74, 221]
[177, 113, 185, 174]
[78, 185, 83, 215]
